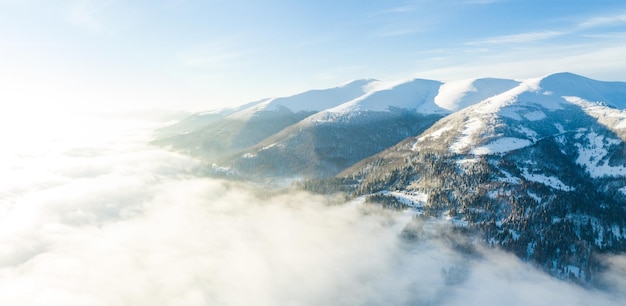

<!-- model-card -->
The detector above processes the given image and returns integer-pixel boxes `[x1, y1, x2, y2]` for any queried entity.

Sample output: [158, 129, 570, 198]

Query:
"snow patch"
[521, 169, 574, 191]
[554, 123, 565, 134]
[498, 107, 523, 121]
[499, 170, 521, 184]
[574, 128, 587, 139]
[575, 132, 626, 178]
[527, 191, 542, 204]
[518, 126, 538, 141]
[619, 187, 626, 196]
[562, 96, 587, 105]
[211, 164, 236, 175]
[450, 118, 484, 153]
[383, 191, 428, 208]
[456, 157, 479, 165]
[241, 153, 256, 159]
[471, 137, 532, 155]
[260, 143, 279, 151]
[523, 110, 546, 121]
[555, 135, 566, 146]
[447, 217, 469, 227]
[416, 126, 452, 143]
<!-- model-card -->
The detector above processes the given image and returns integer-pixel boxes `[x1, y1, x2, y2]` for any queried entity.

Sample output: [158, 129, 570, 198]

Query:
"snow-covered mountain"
[155, 71, 626, 282]
[154, 99, 266, 138]
[153, 79, 377, 159]
[223, 78, 445, 178]
[317, 77, 520, 117]
[155, 73, 626, 182]
[338, 72, 626, 282]
[219, 77, 521, 178]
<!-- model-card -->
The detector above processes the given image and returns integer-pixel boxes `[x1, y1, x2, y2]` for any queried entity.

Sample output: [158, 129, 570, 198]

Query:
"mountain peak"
[538, 72, 598, 92]
[157, 71, 626, 286]
[536, 72, 626, 109]
[323, 78, 443, 115]
[542, 71, 586, 79]
[227, 79, 380, 119]
[435, 77, 520, 112]
[339, 78, 380, 88]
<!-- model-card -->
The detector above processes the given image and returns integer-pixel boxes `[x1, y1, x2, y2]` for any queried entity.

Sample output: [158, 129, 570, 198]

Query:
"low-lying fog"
[0, 109, 624, 306]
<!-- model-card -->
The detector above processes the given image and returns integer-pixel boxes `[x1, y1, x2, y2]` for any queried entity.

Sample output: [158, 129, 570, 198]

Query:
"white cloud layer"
[0, 111, 625, 305]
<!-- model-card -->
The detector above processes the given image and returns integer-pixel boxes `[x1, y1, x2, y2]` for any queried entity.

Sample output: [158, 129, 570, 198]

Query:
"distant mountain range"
[154, 72, 626, 283]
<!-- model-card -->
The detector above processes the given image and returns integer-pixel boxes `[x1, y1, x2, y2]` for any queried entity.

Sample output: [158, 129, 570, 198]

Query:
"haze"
[0, 106, 624, 306]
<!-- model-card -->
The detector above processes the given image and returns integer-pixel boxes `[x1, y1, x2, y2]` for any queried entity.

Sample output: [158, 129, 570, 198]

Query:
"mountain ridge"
[332, 72, 626, 283]
[154, 72, 626, 282]
[154, 72, 626, 179]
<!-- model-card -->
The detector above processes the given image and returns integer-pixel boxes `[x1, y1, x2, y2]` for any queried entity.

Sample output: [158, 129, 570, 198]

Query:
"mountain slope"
[338, 72, 626, 282]
[153, 99, 266, 138]
[154, 71, 626, 282]
[219, 77, 520, 179]
[153, 79, 377, 160]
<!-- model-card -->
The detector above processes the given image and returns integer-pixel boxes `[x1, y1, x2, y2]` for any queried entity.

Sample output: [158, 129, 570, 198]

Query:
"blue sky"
[1, 0, 626, 111]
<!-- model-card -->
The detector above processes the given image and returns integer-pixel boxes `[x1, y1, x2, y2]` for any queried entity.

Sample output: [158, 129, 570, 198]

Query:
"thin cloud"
[464, 0, 506, 4]
[65, 0, 116, 35]
[583, 32, 626, 39]
[466, 31, 565, 45]
[579, 13, 626, 29]
[182, 52, 243, 67]
[178, 40, 247, 69]
[467, 13, 626, 47]
[379, 0, 504, 14]
[414, 43, 626, 81]
[376, 27, 421, 37]
[381, 5, 417, 14]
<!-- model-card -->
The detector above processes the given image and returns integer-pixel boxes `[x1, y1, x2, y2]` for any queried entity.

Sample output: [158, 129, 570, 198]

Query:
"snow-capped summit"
[410, 72, 626, 156]
[306, 77, 521, 124]
[157, 71, 626, 285]
[336, 73, 626, 283]
[470, 72, 626, 115]
[153, 78, 379, 160]
[227, 78, 378, 120]
[157, 71, 626, 178]
[537, 72, 626, 109]
[434, 77, 521, 112]
[324, 78, 443, 115]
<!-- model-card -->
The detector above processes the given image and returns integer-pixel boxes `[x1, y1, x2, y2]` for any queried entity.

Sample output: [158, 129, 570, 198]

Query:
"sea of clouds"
[0, 109, 624, 306]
